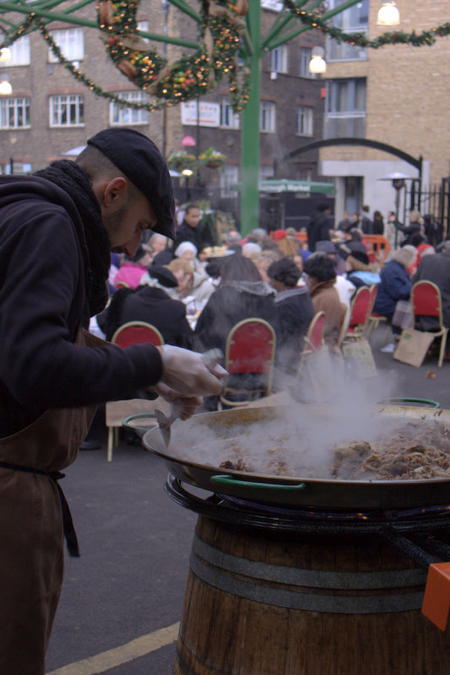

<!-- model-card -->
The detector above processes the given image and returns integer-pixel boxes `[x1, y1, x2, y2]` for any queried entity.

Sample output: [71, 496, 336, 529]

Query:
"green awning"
[259, 179, 335, 195]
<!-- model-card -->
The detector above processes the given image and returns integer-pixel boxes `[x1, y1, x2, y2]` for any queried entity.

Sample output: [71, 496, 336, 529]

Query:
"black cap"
[148, 265, 178, 288]
[87, 128, 175, 239]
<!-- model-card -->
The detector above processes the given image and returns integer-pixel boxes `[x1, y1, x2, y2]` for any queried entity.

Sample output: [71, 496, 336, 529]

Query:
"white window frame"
[137, 20, 150, 43]
[220, 98, 240, 129]
[270, 46, 288, 74]
[296, 106, 313, 136]
[3, 36, 30, 66]
[3, 162, 32, 175]
[48, 28, 84, 62]
[260, 101, 276, 133]
[220, 165, 239, 198]
[0, 97, 31, 129]
[110, 90, 150, 125]
[49, 94, 84, 127]
[325, 78, 366, 138]
[299, 46, 318, 78]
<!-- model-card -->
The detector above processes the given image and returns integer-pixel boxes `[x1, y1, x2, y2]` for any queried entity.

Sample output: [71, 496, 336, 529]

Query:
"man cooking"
[0, 127, 225, 675]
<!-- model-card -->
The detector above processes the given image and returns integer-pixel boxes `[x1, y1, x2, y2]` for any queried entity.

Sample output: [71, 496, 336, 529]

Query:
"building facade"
[319, 0, 450, 227]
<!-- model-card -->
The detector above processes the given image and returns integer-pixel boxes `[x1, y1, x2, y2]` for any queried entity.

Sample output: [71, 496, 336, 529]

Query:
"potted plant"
[167, 151, 197, 173]
[199, 147, 226, 169]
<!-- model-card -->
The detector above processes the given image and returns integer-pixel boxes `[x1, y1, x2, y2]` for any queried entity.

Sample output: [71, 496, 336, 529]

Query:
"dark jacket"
[412, 250, 450, 329]
[307, 212, 333, 252]
[372, 216, 384, 235]
[361, 215, 373, 235]
[273, 287, 314, 372]
[373, 260, 411, 319]
[0, 176, 162, 436]
[174, 220, 214, 253]
[194, 281, 275, 353]
[99, 286, 193, 348]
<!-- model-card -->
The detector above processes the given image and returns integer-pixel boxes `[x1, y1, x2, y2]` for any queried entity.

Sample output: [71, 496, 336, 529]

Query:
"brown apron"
[0, 329, 100, 675]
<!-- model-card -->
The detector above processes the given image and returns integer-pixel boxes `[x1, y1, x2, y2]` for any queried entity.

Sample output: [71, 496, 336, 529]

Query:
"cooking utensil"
[124, 404, 450, 510]
[154, 348, 224, 448]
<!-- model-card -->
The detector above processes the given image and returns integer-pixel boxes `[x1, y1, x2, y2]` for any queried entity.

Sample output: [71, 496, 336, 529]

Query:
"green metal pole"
[240, 1, 260, 236]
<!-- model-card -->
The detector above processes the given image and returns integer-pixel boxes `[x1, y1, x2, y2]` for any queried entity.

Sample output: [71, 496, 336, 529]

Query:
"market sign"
[181, 101, 220, 127]
[259, 179, 335, 195]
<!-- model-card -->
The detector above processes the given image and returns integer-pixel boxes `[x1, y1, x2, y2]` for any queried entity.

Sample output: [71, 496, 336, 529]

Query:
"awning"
[259, 179, 335, 195]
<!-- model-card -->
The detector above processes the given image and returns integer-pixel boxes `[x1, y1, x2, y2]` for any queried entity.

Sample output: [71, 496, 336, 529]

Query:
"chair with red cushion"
[346, 286, 372, 339]
[411, 281, 448, 367]
[111, 321, 164, 348]
[302, 311, 326, 354]
[220, 318, 276, 408]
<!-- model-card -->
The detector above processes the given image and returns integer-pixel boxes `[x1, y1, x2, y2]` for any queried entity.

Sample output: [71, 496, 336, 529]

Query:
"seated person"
[114, 246, 152, 289]
[167, 258, 216, 311]
[148, 232, 173, 266]
[267, 257, 314, 375]
[194, 254, 276, 408]
[373, 246, 417, 325]
[413, 240, 450, 332]
[303, 253, 346, 346]
[97, 266, 193, 348]
[344, 248, 381, 289]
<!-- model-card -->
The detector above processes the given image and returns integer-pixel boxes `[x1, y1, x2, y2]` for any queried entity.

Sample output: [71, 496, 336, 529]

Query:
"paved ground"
[45, 334, 450, 675]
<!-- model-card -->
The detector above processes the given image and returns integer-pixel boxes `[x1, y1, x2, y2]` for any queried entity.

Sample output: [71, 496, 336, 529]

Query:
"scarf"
[34, 160, 110, 316]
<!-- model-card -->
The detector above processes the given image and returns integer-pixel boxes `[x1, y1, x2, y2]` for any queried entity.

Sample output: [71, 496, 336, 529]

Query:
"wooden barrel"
[174, 516, 450, 675]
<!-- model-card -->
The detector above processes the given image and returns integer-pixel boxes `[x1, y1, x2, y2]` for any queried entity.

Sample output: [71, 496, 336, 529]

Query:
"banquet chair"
[220, 318, 276, 408]
[302, 311, 326, 355]
[365, 284, 386, 338]
[111, 321, 164, 348]
[345, 286, 372, 339]
[410, 281, 448, 368]
[107, 322, 164, 460]
[336, 306, 351, 351]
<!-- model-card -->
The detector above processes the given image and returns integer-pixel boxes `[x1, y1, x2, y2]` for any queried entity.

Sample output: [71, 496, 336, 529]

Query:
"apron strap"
[0, 461, 80, 557]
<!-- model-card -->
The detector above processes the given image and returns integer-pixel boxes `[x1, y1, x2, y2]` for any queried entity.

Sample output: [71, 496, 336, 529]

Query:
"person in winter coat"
[173, 203, 214, 253]
[113, 245, 152, 289]
[303, 253, 346, 345]
[344, 249, 381, 289]
[373, 245, 417, 322]
[0, 127, 225, 675]
[306, 203, 334, 252]
[412, 240, 450, 331]
[267, 257, 314, 374]
[194, 254, 275, 408]
[372, 210, 385, 235]
[98, 266, 193, 348]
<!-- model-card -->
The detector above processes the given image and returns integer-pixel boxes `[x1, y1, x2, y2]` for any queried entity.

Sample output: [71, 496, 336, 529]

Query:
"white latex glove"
[153, 382, 201, 420]
[157, 345, 227, 397]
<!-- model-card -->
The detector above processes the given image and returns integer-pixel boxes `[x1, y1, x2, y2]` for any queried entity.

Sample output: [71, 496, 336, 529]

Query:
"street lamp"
[308, 46, 326, 75]
[0, 74, 12, 95]
[0, 47, 11, 63]
[181, 167, 193, 200]
[377, 2, 400, 26]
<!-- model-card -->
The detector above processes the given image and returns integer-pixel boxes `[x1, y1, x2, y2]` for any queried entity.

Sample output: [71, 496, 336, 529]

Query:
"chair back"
[305, 311, 325, 352]
[349, 286, 372, 328]
[111, 321, 164, 348]
[225, 319, 276, 375]
[368, 284, 378, 315]
[411, 281, 443, 321]
[336, 305, 351, 349]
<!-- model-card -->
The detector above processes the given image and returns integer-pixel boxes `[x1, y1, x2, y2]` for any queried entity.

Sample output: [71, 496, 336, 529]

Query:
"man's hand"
[154, 382, 201, 420]
[157, 345, 227, 397]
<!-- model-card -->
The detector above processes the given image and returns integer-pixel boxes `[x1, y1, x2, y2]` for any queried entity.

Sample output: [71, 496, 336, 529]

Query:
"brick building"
[319, 0, 450, 226]
[0, 0, 326, 227]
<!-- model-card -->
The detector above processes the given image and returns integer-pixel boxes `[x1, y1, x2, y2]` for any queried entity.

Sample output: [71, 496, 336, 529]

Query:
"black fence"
[405, 177, 450, 238]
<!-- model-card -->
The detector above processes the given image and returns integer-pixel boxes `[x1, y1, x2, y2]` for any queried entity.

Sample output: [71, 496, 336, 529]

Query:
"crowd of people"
[96, 198, 449, 389]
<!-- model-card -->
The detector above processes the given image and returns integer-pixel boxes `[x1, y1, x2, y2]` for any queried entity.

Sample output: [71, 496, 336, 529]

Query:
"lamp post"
[379, 172, 413, 248]
[182, 168, 193, 200]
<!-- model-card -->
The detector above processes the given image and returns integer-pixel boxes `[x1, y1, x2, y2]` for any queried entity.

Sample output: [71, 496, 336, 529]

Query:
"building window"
[327, 0, 368, 61]
[270, 46, 288, 73]
[260, 101, 276, 132]
[137, 20, 150, 43]
[220, 165, 239, 197]
[0, 97, 30, 129]
[110, 91, 150, 125]
[48, 28, 84, 62]
[220, 98, 240, 129]
[49, 94, 84, 126]
[325, 78, 366, 138]
[296, 106, 313, 136]
[2, 162, 32, 175]
[299, 47, 317, 78]
[4, 36, 30, 66]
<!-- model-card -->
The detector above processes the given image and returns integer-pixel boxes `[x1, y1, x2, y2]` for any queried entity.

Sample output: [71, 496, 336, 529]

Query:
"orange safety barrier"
[362, 235, 391, 264]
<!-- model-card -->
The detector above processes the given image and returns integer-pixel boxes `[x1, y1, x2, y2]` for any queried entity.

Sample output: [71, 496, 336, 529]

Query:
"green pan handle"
[211, 474, 306, 491]
[380, 397, 441, 409]
[122, 412, 158, 437]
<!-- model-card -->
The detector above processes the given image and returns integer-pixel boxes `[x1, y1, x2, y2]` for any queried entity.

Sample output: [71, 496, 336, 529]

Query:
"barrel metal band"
[191, 536, 424, 614]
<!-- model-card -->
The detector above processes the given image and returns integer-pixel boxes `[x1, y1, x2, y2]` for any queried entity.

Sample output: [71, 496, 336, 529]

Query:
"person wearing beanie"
[345, 249, 381, 289]
[0, 127, 226, 673]
[267, 258, 314, 374]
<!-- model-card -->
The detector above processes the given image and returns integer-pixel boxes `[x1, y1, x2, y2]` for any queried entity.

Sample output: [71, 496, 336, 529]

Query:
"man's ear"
[101, 177, 128, 210]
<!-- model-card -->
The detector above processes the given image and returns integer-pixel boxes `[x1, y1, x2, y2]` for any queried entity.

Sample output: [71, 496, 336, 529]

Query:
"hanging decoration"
[282, 1, 450, 49]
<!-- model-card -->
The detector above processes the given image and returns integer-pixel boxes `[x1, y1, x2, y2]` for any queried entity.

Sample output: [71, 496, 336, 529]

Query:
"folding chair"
[220, 318, 276, 408]
[411, 281, 449, 368]
[302, 311, 326, 355]
[365, 284, 386, 337]
[345, 286, 372, 339]
[111, 321, 164, 348]
[107, 322, 164, 460]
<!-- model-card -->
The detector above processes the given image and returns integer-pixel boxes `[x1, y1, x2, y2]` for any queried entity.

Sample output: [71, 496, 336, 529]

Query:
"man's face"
[185, 208, 201, 228]
[103, 190, 157, 256]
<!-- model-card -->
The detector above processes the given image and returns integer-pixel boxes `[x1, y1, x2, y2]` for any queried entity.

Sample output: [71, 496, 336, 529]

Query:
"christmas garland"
[282, 0, 450, 49]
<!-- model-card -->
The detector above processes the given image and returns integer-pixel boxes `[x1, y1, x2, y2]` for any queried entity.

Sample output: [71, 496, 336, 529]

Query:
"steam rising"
[168, 351, 402, 479]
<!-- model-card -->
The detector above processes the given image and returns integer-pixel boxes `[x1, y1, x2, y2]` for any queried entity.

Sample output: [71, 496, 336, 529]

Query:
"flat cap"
[87, 128, 175, 239]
